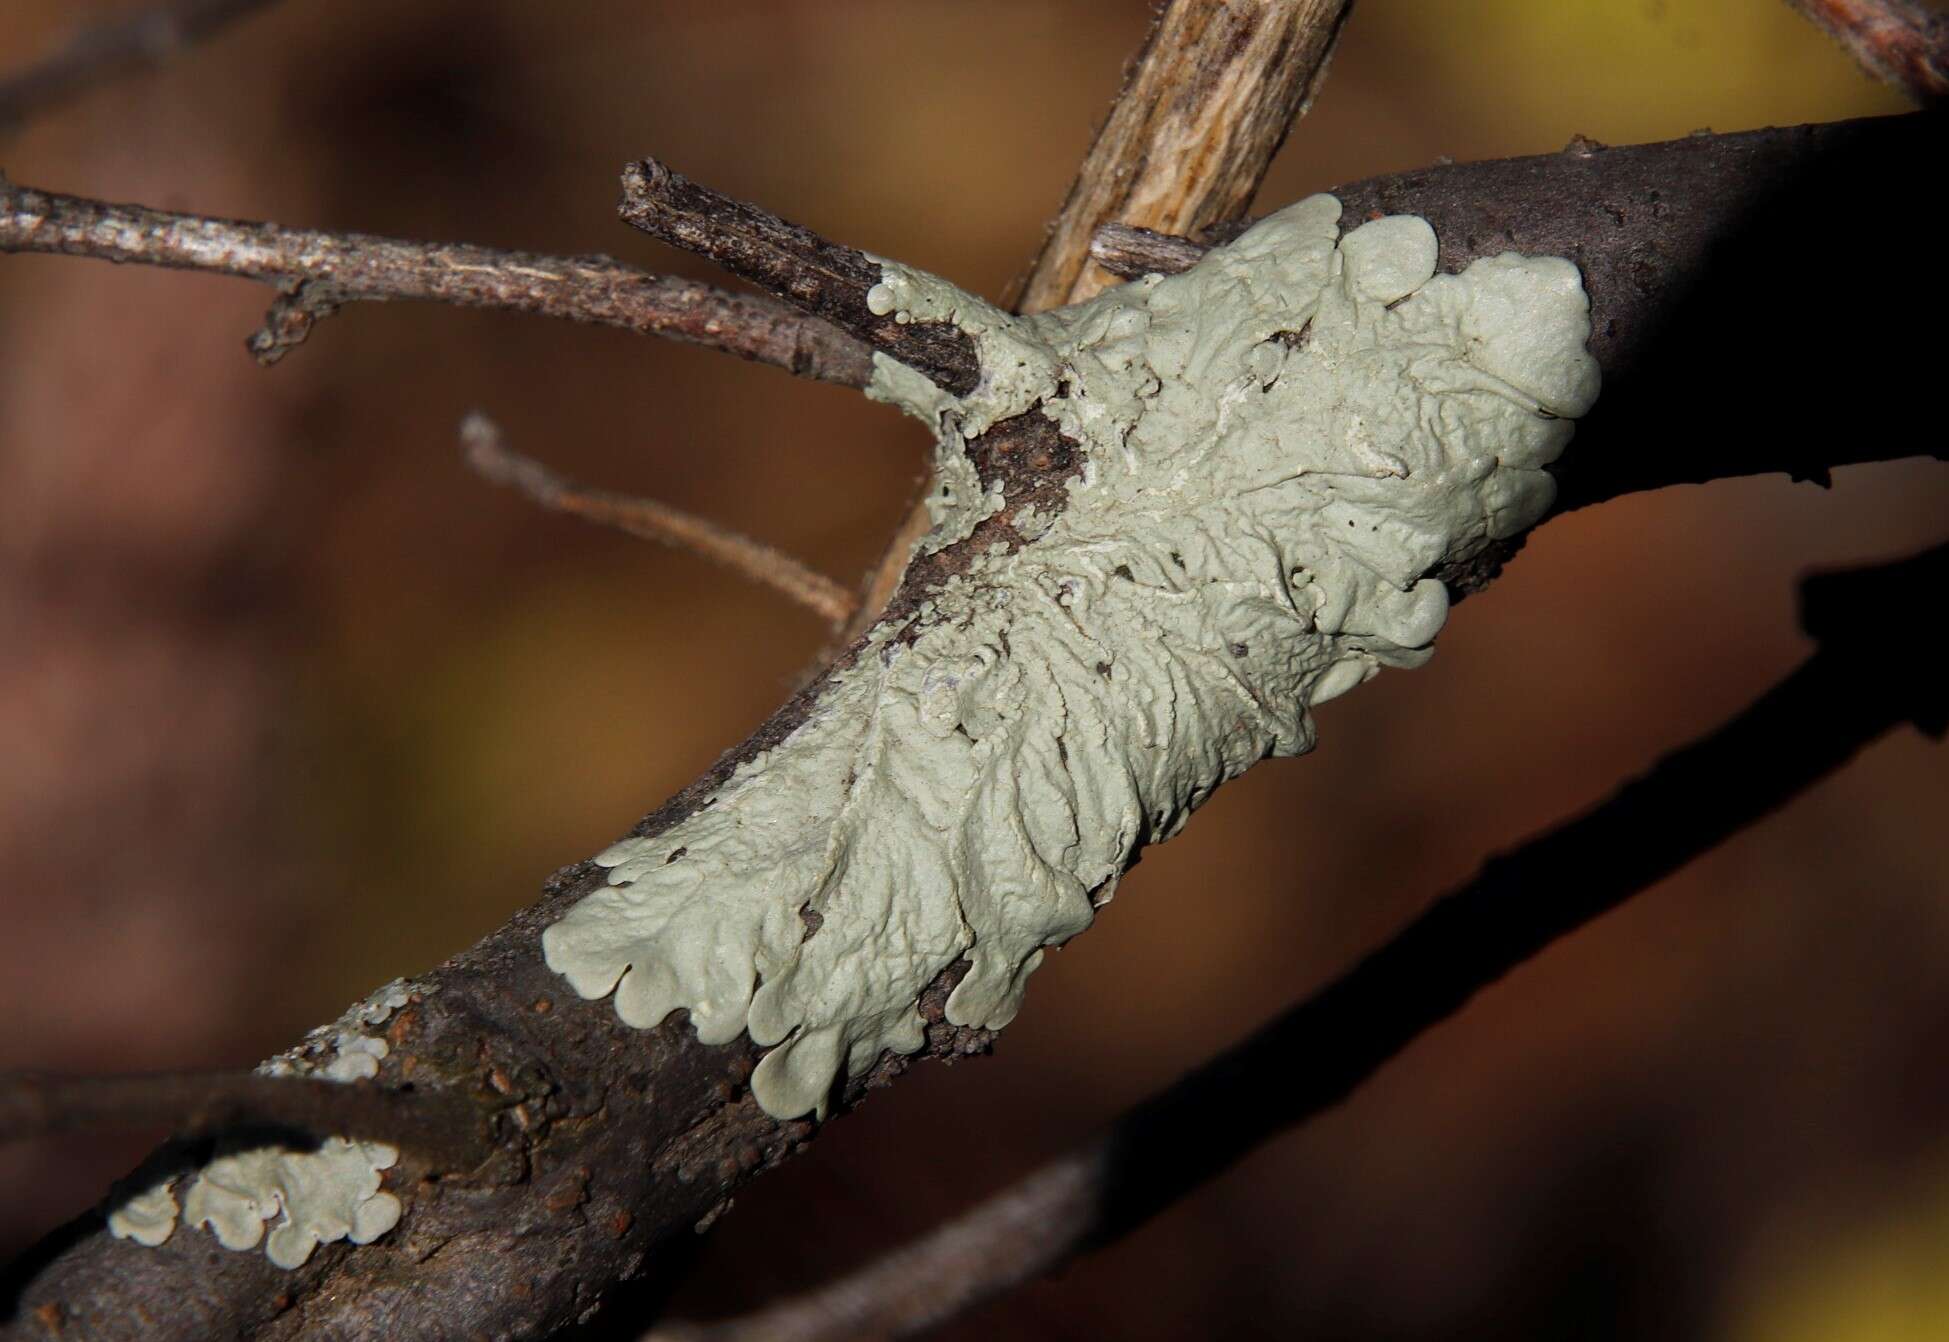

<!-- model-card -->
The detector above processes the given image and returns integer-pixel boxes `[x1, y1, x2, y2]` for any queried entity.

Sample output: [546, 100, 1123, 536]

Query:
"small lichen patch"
[106, 982, 423, 1266]
[179, 1138, 401, 1269]
[544, 194, 1599, 1119]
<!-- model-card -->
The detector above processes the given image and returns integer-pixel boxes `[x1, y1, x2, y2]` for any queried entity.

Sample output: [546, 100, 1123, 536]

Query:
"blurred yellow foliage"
[1730, 1157, 1949, 1342]
[1367, 0, 1908, 148]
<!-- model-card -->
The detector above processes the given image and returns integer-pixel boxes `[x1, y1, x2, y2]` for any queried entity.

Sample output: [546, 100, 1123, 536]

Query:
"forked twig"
[0, 175, 873, 383]
[461, 414, 858, 628]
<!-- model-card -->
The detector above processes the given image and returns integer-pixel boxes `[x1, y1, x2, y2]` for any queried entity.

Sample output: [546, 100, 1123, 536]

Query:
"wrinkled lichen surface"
[544, 194, 1601, 1120]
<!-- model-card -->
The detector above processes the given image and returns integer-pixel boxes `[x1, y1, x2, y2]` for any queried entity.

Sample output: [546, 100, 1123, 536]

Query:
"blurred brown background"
[2, 2, 1945, 1338]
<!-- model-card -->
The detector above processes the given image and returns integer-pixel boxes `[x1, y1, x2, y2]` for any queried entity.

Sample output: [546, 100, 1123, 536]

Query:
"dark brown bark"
[2, 114, 1941, 1342]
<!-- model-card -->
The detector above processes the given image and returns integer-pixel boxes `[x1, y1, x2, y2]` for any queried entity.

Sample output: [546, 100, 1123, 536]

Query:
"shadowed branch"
[662, 542, 1948, 1342]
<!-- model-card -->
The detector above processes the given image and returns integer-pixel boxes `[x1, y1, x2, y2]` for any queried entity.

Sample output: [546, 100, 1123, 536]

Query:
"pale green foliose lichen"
[106, 980, 419, 1265]
[543, 195, 1600, 1120]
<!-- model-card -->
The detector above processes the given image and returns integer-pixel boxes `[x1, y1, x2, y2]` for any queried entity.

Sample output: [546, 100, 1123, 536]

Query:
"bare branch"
[1783, 0, 1949, 104]
[0, 0, 285, 133]
[462, 414, 858, 628]
[1014, 0, 1359, 313]
[666, 543, 1949, 1342]
[0, 175, 874, 385]
[618, 157, 980, 395]
[0, 1071, 491, 1173]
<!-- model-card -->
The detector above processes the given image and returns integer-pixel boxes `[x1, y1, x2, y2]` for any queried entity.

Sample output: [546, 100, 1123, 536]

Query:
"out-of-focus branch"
[1783, 0, 1949, 104]
[1013, 0, 1359, 313]
[0, 0, 285, 133]
[0, 174, 874, 383]
[462, 414, 858, 628]
[618, 157, 979, 395]
[665, 542, 1949, 1342]
[0, 1071, 491, 1173]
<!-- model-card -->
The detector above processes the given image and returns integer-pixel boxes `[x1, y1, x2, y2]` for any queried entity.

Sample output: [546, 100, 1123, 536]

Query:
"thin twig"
[1782, 0, 1949, 104]
[1014, 0, 1359, 313]
[618, 157, 980, 395]
[0, 0, 285, 133]
[461, 414, 858, 628]
[0, 175, 874, 383]
[664, 543, 1948, 1342]
[0, 1070, 491, 1172]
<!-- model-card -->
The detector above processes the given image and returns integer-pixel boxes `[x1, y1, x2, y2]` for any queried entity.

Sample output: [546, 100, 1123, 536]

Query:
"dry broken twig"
[462, 414, 858, 628]
[0, 1071, 490, 1173]
[1014, 0, 1359, 312]
[1783, 0, 1949, 104]
[0, 174, 873, 383]
[664, 541, 1949, 1342]
[0, 0, 286, 133]
[619, 157, 980, 395]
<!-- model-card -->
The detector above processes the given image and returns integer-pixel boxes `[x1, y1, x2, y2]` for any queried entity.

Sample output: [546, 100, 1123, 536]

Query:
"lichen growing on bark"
[543, 194, 1600, 1119]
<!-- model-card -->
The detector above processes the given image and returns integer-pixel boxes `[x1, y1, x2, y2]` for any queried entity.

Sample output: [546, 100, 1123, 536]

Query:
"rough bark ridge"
[1, 113, 1941, 1341]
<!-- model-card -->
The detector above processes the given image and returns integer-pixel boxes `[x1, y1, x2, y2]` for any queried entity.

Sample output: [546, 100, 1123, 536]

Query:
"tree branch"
[3, 118, 1938, 1342]
[462, 414, 858, 628]
[1088, 115, 1948, 590]
[1014, 0, 1358, 312]
[618, 158, 980, 395]
[0, 174, 874, 384]
[0, 1072, 491, 1174]
[0, 0, 286, 134]
[1782, 0, 1949, 104]
[664, 541, 1949, 1342]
